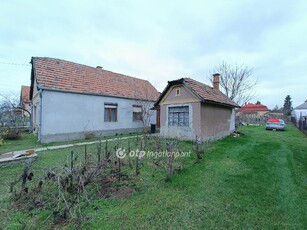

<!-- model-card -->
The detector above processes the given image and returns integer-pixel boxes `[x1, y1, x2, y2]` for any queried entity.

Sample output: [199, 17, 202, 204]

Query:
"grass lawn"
[0, 132, 142, 154]
[0, 125, 306, 229]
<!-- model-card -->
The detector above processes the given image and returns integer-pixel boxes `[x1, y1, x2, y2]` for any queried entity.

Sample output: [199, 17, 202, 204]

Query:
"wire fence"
[0, 115, 30, 132]
[236, 113, 285, 126]
[291, 116, 307, 135]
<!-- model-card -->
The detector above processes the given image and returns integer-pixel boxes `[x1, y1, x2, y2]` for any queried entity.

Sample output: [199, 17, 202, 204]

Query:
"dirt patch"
[99, 185, 135, 199]
[110, 186, 135, 199]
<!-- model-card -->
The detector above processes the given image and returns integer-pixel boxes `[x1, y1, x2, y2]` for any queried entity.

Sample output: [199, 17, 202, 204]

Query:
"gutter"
[30, 101, 33, 132]
[38, 88, 43, 142]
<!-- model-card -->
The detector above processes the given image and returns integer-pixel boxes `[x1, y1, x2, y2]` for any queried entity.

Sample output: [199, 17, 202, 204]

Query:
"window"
[104, 103, 117, 122]
[168, 106, 189, 127]
[133, 105, 142, 121]
[175, 87, 180, 96]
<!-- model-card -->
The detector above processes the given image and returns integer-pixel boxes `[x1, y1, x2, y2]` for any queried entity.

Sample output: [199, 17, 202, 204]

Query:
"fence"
[292, 116, 307, 135]
[299, 120, 307, 135]
[236, 113, 286, 126]
[236, 115, 267, 125]
[0, 117, 30, 133]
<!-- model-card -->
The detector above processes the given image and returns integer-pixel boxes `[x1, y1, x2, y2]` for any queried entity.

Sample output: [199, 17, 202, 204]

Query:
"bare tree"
[134, 99, 155, 133]
[0, 93, 31, 127]
[131, 84, 157, 133]
[209, 61, 257, 106]
[0, 93, 30, 115]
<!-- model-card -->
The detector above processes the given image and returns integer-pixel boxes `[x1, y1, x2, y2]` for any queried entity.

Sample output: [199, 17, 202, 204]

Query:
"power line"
[0, 61, 30, 67]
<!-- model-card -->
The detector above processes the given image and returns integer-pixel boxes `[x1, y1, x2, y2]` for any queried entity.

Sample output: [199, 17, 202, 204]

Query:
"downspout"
[30, 101, 33, 133]
[39, 89, 43, 142]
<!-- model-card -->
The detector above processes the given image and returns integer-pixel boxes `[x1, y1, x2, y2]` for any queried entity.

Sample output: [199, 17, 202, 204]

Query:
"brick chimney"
[213, 73, 220, 91]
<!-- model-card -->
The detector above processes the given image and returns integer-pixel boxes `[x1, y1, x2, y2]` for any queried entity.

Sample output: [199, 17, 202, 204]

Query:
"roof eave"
[154, 78, 186, 106]
[40, 87, 157, 102]
[201, 99, 240, 108]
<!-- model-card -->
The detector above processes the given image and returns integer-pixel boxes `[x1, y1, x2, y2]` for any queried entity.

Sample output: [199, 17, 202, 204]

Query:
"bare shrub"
[193, 136, 209, 164]
[8, 135, 198, 227]
[1, 128, 20, 140]
[9, 146, 133, 226]
[84, 133, 95, 139]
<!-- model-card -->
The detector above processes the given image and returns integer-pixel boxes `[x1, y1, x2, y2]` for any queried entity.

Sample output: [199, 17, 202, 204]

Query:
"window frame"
[168, 105, 189, 127]
[175, 87, 181, 96]
[132, 105, 142, 122]
[104, 103, 118, 122]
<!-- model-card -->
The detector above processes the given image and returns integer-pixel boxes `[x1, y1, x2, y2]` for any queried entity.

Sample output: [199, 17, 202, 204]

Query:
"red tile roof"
[31, 57, 159, 101]
[183, 78, 238, 107]
[155, 77, 238, 107]
[238, 103, 269, 113]
[21, 85, 30, 103]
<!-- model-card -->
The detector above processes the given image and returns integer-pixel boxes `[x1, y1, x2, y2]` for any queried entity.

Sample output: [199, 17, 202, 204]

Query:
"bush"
[84, 132, 96, 139]
[1, 129, 20, 140]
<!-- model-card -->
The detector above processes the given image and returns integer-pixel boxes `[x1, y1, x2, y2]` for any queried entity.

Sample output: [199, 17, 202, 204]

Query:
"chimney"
[96, 66, 103, 69]
[213, 73, 220, 91]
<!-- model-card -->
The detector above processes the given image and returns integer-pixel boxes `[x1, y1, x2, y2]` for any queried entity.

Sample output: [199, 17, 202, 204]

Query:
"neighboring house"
[30, 57, 159, 143]
[20, 85, 31, 117]
[17, 85, 31, 128]
[292, 102, 307, 124]
[154, 74, 239, 141]
[237, 103, 269, 118]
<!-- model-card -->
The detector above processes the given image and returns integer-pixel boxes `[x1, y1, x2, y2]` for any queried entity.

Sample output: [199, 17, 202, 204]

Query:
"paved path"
[0, 135, 144, 164]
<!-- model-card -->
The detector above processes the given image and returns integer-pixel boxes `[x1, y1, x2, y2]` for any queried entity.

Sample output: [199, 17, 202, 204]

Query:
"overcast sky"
[1, 0, 306, 109]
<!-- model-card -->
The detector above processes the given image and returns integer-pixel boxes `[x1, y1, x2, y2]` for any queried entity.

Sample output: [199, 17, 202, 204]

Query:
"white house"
[292, 101, 307, 125]
[30, 57, 159, 143]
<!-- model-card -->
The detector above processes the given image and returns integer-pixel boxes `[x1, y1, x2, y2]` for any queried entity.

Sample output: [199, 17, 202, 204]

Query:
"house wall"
[257, 111, 269, 117]
[20, 102, 31, 128]
[31, 80, 41, 138]
[161, 84, 200, 104]
[159, 85, 201, 140]
[21, 102, 31, 117]
[292, 109, 307, 125]
[200, 103, 234, 140]
[39, 90, 156, 143]
[230, 108, 235, 131]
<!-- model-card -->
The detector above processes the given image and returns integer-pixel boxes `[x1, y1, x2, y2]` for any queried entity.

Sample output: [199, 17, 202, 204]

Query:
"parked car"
[266, 118, 286, 131]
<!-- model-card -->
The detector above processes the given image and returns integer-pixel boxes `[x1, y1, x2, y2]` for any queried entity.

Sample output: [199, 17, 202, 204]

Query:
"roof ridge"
[183, 77, 213, 89]
[31, 56, 151, 83]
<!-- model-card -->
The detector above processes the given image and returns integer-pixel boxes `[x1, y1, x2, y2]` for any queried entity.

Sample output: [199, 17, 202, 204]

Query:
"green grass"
[0, 132, 142, 154]
[0, 125, 306, 229]
[0, 132, 39, 154]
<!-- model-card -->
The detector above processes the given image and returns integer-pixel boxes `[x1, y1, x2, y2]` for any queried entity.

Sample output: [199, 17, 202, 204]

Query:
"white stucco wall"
[230, 108, 235, 132]
[292, 109, 307, 120]
[39, 90, 156, 143]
